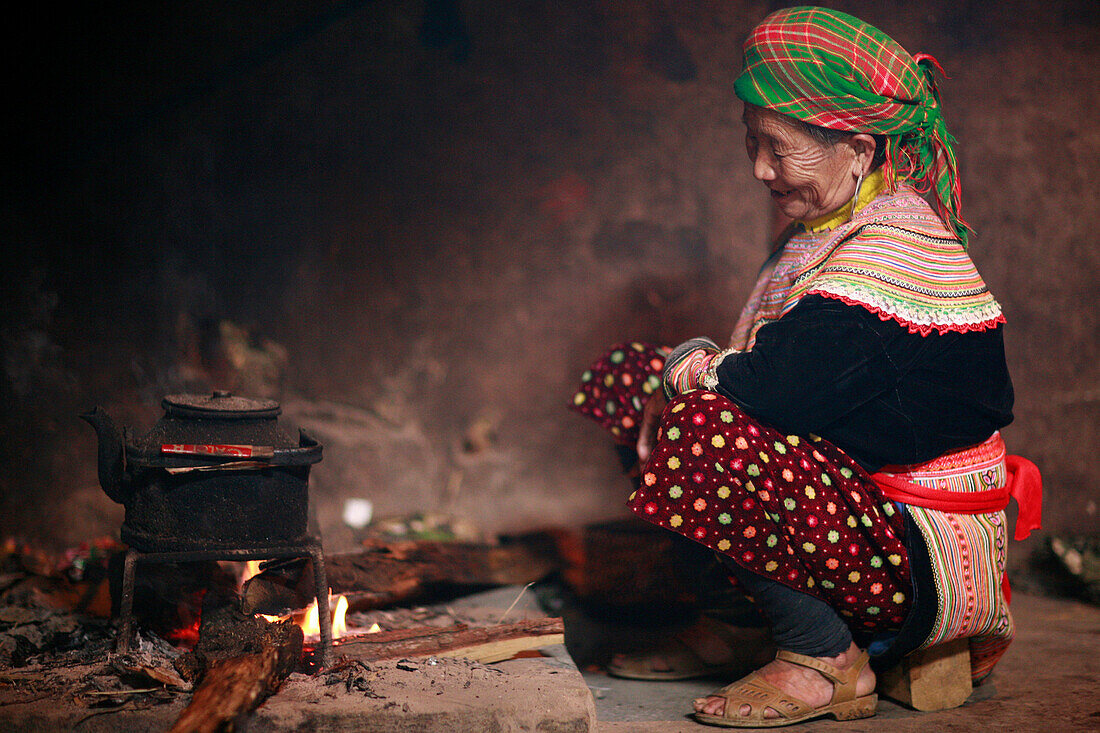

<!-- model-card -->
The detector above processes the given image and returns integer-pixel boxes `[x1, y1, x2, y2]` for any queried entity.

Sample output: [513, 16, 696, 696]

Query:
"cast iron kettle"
[82, 391, 322, 552]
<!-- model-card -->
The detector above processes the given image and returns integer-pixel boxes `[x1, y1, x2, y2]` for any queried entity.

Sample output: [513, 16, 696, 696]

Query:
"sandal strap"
[775, 649, 870, 704]
[705, 672, 816, 722]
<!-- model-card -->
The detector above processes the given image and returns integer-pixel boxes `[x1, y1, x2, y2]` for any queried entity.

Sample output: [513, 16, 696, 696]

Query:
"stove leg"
[309, 546, 333, 669]
[116, 549, 139, 653]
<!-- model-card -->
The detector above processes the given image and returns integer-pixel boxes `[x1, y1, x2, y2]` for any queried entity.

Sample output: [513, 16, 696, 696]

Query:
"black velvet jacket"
[712, 294, 1015, 472]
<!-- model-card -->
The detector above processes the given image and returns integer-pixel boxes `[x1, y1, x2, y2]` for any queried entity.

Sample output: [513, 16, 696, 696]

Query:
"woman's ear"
[849, 133, 877, 175]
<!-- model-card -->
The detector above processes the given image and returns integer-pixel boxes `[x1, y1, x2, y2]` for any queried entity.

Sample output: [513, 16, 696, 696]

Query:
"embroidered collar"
[729, 184, 1004, 348]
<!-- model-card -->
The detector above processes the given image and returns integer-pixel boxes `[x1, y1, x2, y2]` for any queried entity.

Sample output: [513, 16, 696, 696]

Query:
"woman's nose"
[753, 152, 776, 182]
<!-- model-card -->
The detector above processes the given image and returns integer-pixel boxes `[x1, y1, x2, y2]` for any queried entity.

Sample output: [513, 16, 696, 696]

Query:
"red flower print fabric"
[626, 391, 912, 631]
[570, 342, 669, 446]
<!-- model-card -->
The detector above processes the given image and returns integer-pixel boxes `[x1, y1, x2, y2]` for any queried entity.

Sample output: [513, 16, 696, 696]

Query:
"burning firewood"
[241, 534, 563, 617]
[169, 612, 302, 733]
[168, 648, 287, 733]
[173, 586, 303, 683]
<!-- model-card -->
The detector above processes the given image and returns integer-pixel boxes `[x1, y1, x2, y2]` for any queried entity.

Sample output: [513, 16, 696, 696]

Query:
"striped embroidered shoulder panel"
[795, 191, 1004, 336]
[730, 187, 1005, 349]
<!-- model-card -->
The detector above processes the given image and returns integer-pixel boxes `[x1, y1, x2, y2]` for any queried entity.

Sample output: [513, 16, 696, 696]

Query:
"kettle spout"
[80, 407, 129, 504]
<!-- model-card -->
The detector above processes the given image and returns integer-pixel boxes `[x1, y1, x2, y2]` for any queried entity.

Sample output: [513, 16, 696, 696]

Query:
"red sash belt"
[872, 454, 1042, 542]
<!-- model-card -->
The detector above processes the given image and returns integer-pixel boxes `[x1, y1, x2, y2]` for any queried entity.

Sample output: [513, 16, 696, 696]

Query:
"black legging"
[718, 509, 936, 662]
[722, 557, 852, 657]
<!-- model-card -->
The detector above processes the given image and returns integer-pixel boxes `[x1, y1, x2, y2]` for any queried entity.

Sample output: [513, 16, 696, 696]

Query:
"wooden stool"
[878, 638, 973, 711]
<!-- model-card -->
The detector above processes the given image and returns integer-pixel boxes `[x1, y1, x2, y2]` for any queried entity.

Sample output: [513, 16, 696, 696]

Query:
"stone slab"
[0, 644, 595, 733]
[254, 648, 594, 732]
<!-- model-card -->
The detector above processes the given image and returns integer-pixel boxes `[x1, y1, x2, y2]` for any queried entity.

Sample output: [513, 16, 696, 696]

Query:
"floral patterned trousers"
[574, 342, 914, 634]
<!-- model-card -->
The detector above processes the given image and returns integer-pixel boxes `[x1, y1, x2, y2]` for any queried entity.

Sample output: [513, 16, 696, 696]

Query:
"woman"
[572, 6, 1041, 728]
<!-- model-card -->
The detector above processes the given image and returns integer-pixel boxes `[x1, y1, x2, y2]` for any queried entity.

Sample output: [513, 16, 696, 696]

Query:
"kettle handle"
[160, 444, 275, 459]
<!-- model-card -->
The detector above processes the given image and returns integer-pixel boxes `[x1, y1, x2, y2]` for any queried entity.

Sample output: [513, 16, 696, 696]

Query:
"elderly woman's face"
[742, 104, 859, 222]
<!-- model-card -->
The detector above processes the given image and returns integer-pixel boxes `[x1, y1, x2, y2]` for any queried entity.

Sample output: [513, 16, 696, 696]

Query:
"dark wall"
[3, 0, 1097, 556]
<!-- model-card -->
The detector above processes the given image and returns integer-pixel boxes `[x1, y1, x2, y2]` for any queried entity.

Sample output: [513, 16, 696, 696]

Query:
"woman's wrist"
[662, 337, 720, 398]
[701, 346, 743, 391]
[664, 349, 715, 396]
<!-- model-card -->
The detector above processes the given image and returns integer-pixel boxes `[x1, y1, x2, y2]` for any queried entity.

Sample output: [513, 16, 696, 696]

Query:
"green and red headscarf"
[734, 6, 969, 246]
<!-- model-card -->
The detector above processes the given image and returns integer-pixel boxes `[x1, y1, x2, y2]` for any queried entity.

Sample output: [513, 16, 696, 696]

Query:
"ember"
[164, 617, 202, 647]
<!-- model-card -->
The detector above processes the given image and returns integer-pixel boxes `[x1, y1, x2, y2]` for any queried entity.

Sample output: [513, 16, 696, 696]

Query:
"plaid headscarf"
[734, 6, 969, 246]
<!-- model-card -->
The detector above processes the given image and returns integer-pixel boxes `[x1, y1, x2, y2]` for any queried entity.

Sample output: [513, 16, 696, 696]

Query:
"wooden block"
[878, 638, 973, 711]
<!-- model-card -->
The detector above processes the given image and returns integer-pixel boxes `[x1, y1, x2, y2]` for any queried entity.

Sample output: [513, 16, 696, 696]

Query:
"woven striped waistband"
[879, 432, 1006, 488]
[872, 433, 1041, 542]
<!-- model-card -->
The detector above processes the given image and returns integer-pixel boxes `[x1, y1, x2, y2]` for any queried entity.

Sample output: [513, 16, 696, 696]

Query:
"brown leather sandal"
[692, 649, 878, 728]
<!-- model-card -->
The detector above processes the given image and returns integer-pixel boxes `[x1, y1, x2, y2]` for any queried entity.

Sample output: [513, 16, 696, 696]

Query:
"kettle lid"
[162, 391, 281, 419]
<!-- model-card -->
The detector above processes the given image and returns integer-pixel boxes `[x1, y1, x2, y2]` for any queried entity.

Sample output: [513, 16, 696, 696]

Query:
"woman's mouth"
[770, 188, 793, 200]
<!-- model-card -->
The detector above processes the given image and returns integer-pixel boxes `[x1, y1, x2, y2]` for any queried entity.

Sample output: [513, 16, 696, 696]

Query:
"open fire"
[83, 392, 337, 667]
[301, 592, 348, 639]
[0, 527, 572, 731]
[240, 561, 360, 641]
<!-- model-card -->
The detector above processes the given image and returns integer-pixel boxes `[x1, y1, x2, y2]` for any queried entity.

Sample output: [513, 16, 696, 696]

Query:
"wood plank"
[434, 634, 566, 664]
[334, 617, 565, 663]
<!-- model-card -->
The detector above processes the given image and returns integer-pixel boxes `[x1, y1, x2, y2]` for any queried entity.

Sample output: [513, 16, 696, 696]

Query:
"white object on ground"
[343, 498, 374, 529]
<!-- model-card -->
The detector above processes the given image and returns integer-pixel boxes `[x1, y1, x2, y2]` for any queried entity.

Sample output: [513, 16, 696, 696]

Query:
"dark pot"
[82, 391, 322, 552]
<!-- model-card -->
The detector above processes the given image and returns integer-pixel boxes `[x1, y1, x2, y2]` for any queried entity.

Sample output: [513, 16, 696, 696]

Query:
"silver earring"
[850, 171, 864, 220]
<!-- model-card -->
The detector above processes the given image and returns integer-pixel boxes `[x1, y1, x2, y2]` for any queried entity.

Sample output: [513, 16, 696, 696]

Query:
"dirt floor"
[0, 583, 1095, 731]
[587, 591, 1100, 731]
[0, 584, 595, 732]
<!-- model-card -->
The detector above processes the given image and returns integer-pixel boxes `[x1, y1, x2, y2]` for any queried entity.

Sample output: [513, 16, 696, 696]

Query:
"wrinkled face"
[742, 104, 859, 222]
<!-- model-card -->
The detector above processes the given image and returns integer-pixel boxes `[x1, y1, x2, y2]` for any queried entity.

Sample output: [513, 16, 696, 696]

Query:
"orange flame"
[242, 560, 264, 582]
[239, 561, 351, 641]
[332, 594, 348, 637]
[300, 592, 348, 640]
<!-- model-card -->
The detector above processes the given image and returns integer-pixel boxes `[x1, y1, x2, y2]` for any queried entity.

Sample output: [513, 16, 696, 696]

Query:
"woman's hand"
[636, 391, 668, 464]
